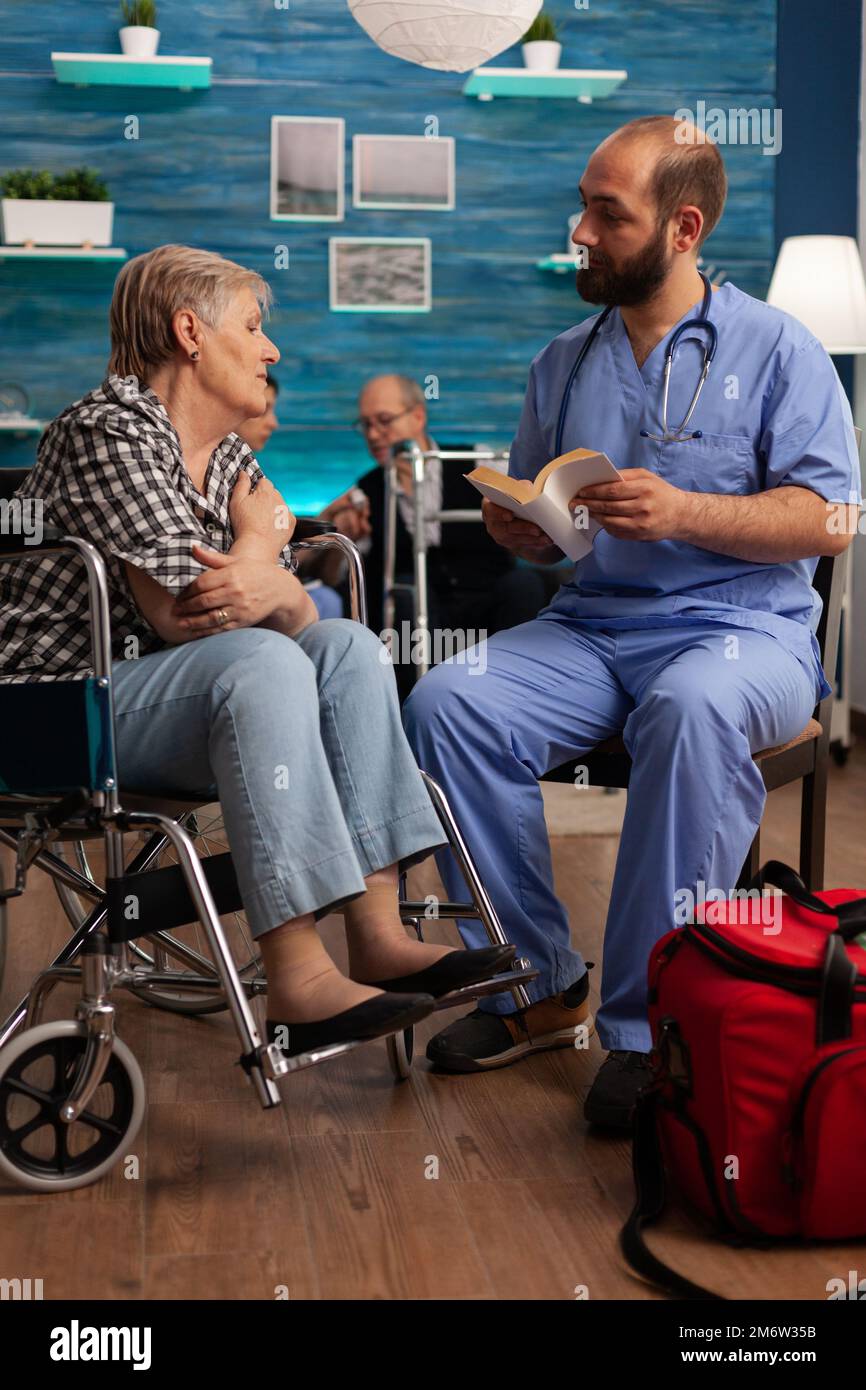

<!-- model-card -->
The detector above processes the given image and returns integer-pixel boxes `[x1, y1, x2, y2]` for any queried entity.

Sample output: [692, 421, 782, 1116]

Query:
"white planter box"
[522, 40, 562, 71]
[119, 26, 160, 57]
[0, 199, 114, 247]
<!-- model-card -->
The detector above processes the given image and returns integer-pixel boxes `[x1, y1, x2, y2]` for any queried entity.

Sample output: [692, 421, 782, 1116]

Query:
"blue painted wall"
[1, 0, 778, 507]
[775, 0, 861, 403]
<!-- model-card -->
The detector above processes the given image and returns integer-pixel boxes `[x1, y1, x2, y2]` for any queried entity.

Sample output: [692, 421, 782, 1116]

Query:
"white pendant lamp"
[347, 0, 544, 73]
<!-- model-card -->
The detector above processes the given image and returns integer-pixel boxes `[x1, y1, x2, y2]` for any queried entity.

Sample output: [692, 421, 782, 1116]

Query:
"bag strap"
[818, 933, 858, 1045]
[749, 860, 866, 942]
[620, 1087, 724, 1301]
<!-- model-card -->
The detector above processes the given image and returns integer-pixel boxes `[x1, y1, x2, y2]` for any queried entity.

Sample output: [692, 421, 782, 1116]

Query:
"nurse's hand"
[481, 498, 563, 564]
[571, 468, 687, 542]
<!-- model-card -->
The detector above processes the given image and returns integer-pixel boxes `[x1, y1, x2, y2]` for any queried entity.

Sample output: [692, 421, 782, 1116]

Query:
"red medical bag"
[621, 862, 866, 1299]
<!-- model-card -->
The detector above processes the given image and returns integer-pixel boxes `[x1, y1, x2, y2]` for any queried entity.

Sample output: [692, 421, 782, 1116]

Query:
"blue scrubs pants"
[403, 613, 821, 1052]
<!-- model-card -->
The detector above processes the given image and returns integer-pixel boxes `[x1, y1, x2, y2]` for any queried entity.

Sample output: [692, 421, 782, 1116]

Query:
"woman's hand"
[229, 471, 295, 559]
[173, 544, 302, 631]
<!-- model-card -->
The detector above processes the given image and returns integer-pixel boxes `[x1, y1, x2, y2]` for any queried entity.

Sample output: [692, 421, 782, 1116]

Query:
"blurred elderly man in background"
[322, 374, 550, 700]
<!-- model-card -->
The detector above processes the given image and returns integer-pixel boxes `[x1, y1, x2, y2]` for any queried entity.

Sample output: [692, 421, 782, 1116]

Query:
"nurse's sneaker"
[583, 1049, 654, 1131]
[425, 971, 593, 1072]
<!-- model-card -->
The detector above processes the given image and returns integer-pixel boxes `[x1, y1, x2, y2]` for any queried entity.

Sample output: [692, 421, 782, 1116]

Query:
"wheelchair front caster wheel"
[386, 1026, 415, 1081]
[0, 1020, 145, 1191]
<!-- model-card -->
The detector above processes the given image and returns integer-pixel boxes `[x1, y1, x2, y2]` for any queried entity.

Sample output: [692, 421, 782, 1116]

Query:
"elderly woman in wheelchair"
[0, 244, 533, 1190]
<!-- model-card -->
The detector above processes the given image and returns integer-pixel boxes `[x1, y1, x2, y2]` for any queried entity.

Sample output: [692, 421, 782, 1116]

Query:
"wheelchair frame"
[0, 517, 534, 1189]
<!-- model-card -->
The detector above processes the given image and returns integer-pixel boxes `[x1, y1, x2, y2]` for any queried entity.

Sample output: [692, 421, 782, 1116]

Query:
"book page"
[465, 449, 621, 563]
[522, 493, 598, 562]
[541, 452, 621, 509]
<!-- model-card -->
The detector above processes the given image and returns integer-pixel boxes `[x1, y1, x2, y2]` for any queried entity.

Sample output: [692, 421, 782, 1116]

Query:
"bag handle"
[749, 861, 866, 943]
[818, 934, 857, 1045]
[620, 1088, 724, 1301]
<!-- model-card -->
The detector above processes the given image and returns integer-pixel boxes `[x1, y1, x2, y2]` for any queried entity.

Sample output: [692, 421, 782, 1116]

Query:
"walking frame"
[382, 439, 511, 679]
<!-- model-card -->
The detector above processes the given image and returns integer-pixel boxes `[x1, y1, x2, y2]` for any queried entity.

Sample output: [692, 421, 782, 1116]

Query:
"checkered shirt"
[0, 374, 295, 682]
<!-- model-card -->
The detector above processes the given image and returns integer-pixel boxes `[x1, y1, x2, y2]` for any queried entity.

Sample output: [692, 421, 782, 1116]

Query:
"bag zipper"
[684, 921, 866, 996]
[790, 1043, 866, 1136]
[783, 1043, 866, 1188]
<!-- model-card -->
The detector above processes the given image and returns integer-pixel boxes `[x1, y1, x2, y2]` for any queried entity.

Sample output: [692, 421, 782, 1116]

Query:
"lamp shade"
[347, 0, 543, 73]
[766, 235, 866, 354]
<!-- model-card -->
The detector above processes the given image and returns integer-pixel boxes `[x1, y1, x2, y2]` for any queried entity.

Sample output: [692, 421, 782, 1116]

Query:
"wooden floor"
[1, 743, 865, 1301]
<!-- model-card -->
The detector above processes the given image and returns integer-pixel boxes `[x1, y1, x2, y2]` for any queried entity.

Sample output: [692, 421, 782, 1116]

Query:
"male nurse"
[404, 115, 860, 1129]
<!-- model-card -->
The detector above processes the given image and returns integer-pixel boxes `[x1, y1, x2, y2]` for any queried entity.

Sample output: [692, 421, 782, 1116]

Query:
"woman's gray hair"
[108, 244, 273, 383]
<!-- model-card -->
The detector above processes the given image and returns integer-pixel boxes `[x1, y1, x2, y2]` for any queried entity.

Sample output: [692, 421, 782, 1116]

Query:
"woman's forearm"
[229, 533, 288, 563]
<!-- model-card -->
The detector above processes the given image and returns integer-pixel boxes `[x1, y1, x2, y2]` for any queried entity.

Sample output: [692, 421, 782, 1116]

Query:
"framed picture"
[329, 237, 431, 313]
[270, 116, 345, 222]
[352, 134, 455, 211]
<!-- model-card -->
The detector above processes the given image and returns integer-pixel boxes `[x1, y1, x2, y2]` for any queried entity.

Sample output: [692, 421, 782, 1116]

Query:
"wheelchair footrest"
[105, 851, 243, 943]
[400, 901, 476, 921]
[272, 1039, 362, 1075]
[432, 965, 540, 1012]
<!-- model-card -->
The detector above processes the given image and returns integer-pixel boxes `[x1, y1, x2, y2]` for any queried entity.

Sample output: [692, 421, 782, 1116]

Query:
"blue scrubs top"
[509, 282, 861, 698]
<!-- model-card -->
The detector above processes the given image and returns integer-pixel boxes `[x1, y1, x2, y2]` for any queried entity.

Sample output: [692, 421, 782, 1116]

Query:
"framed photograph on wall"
[270, 116, 345, 221]
[352, 134, 455, 211]
[329, 237, 431, 313]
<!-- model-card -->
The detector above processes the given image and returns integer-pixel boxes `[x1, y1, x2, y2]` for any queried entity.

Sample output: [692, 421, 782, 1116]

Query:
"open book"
[466, 447, 622, 562]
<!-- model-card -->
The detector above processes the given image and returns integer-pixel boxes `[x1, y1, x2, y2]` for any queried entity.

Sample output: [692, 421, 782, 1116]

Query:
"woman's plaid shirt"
[0, 374, 295, 682]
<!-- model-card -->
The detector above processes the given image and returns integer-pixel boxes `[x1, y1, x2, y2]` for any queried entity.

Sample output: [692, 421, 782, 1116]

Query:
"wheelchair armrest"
[293, 517, 331, 540]
[292, 528, 368, 627]
[0, 525, 67, 556]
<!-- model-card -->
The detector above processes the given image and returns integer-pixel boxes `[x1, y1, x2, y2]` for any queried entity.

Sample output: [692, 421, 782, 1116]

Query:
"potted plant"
[119, 0, 160, 58]
[521, 11, 562, 71]
[0, 169, 114, 247]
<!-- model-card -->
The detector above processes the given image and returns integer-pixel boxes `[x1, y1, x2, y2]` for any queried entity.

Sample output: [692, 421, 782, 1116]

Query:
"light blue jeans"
[110, 620, 448, 937]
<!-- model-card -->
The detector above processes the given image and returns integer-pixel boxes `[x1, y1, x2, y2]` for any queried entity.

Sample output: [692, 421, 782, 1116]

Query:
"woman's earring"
[190, 350, 200, 361]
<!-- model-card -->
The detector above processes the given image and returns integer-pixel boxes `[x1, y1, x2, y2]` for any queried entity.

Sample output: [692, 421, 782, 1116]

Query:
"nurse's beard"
[576, 223, 671, 307]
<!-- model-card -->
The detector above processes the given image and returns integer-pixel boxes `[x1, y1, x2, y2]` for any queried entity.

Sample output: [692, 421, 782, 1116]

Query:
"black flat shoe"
[267, 991, 434, 1059]
[364, 944, 517, 999]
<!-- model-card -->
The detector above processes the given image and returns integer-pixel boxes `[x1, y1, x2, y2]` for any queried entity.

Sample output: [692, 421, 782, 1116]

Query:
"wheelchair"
[0, 476, 537, 1191]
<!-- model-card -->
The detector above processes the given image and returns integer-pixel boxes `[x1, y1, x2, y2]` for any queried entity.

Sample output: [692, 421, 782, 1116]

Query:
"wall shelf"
[51, 52, 213, 90]
[537, 254, 581, 274]
[0, 246, 127, 262]
[0, 417, 44, 436]
[463, 67, 627, 102]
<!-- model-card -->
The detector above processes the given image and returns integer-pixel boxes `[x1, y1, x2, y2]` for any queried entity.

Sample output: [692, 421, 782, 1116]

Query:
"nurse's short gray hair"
[108, 244, 273, 384]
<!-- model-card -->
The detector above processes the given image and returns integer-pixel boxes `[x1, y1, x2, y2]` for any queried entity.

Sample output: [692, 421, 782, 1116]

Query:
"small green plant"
[523, 11, 559, 43]
[1, 168, 109, 201]
[121, 0, 157, 26]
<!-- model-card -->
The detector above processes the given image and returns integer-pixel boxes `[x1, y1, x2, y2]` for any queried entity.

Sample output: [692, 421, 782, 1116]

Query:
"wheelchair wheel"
[129, 804, 265, 1016]
[386, 1026, 415, 1081]
[52, 839, 100, 932]
[0, 1020, 145, 1192]
[0, 872, 6, 998]
[53, 807, 265, 1018]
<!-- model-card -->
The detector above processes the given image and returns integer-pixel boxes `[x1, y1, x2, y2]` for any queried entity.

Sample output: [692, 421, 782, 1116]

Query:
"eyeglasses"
[352, 407, 415, 435]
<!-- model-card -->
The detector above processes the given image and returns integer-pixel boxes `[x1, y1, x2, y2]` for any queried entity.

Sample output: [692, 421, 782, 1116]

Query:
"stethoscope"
[554, 271, 718, 457]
